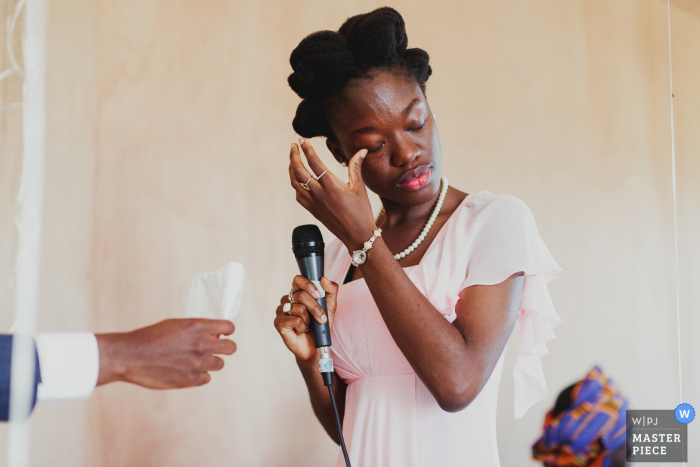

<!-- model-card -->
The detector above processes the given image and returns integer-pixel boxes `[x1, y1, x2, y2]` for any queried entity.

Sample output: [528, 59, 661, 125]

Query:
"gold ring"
[315, 169, 328, 181]
[300, 177, 312, 191]
[288, 288, 296, 304]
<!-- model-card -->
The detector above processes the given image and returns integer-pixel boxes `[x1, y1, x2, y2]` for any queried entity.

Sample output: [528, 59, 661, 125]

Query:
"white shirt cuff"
[34, 333, 99, 402]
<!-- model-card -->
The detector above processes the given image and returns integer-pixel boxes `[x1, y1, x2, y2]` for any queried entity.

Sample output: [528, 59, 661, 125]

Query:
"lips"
[398, 166, 432, 191]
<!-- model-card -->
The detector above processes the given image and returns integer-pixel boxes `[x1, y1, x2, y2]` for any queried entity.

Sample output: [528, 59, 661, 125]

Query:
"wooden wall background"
[0, 1, 698, 465]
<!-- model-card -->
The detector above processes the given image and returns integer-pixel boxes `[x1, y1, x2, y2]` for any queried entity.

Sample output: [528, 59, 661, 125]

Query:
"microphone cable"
[327, 383, 351, 467]
[318, 346, 351, 467]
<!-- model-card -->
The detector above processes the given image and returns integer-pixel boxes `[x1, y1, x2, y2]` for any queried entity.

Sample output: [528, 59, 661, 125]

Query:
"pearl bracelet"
[350, 229, 382, 267]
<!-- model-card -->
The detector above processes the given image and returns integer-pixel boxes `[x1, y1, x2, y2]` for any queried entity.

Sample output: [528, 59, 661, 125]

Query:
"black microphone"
[292, 224, 333, 386]
[292, 224, 352, 467]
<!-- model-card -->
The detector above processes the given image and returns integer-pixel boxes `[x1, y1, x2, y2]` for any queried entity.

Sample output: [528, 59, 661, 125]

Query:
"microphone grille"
[293, 244, 324, 257]
[292, 224, 324, 245]
[292, 224, 325, 258]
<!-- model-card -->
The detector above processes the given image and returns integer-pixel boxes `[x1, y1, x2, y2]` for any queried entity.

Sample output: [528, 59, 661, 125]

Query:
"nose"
[390, 133, 421, 167]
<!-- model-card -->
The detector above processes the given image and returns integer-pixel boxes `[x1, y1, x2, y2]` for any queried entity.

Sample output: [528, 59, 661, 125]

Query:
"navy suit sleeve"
[0, 335, 41, 422]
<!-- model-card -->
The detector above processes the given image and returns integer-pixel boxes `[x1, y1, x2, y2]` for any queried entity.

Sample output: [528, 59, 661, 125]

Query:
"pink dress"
[324, 191, 563, 467]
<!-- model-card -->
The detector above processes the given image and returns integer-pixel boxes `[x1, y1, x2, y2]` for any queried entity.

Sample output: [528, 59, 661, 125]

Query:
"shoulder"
[450, 191, 560, 288]
[466, 190, 532, 216]
[463, 191, 536, 231]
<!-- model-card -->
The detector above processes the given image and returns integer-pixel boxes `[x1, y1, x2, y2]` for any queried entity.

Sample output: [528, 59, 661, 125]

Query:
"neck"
[379, 181, 442, 229]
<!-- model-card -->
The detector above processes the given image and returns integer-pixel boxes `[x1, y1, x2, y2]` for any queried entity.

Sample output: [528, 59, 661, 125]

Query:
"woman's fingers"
[321, 277, 339, 329]
[298, 138, 331, 182]
[347, 148, 368, 188]
[290, 303, 310, 325]
[320, 276, 339, 295]
[347, 148, 368, 189]
[289, 143, 314, 195]
[291, 289, 327, 324]
[275, 302, 311, 326]
[286, 275, 327, 324]
[275, 313, 308, 335]
[292, 274, 322, 300]
[320, 277, 339, 302]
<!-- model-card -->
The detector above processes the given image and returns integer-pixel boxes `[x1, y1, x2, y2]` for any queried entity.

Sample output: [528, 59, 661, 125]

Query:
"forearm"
[297, 357, 346, 444]
[357, 238, 478, 406]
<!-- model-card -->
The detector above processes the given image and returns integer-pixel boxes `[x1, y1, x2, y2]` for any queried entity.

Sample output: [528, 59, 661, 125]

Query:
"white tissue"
[185, 262, 245, 322]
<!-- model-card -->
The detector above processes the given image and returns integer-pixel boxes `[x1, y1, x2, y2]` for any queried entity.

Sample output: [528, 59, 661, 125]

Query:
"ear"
[326, 139, 348, 166]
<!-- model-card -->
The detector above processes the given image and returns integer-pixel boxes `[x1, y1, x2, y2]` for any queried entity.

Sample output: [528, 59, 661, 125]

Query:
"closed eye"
[368, 142, 386, 153]
[408, 120, 426, 132]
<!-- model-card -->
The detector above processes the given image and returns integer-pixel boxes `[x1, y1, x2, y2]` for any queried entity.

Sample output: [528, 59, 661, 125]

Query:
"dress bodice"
[324, 191, 563, 467]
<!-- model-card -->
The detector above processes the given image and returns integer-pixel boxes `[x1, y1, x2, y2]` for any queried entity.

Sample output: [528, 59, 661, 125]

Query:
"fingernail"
[283, 303, 291, 312]
[291, 143, 296, 149]
[360, 149, 368, 158]
[320, 314, 327, 323]
[313, 289, 321, 299]
[299, 138, 305, 145]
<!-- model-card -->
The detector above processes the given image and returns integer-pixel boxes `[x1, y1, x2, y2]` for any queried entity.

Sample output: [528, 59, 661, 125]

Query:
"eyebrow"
[403, 98, 420, 115]
[351, 98, 421, 135]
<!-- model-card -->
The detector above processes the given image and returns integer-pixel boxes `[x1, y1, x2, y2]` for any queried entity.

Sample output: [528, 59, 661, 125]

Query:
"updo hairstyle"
[288, 7, 432, 139]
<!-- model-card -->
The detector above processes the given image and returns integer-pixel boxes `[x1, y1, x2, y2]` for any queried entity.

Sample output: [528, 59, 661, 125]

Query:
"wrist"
[296, 354, 319, 369]
[95, 333, 129, 386]
[347, 227, 382, 267]
[341, 223, 378, 253]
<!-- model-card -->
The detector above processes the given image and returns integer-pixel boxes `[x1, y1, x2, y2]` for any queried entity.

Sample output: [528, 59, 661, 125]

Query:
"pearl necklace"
[376, 176, 449, 260]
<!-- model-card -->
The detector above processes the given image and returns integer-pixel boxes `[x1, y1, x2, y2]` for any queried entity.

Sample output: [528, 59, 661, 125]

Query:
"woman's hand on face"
[274, 276, 339, 363]
[289, 139, 376, 251]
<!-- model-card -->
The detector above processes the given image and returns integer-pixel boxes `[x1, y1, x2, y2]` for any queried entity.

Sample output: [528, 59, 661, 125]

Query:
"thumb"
[347, 149, 368, 189]
[320, 277, 339, 329]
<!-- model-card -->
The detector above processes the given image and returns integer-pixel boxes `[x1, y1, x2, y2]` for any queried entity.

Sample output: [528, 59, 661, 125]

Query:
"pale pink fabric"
[325, 191, 563, 467]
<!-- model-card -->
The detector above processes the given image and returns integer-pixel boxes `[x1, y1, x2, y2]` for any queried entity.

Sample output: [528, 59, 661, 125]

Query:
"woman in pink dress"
[274, 7, 562, 466]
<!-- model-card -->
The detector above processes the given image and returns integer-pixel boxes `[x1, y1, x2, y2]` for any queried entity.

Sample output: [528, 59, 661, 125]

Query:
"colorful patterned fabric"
[532, 366, 628, 467]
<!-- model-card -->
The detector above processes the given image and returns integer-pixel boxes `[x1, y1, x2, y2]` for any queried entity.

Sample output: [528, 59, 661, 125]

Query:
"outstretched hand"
[95, 319, 237, 389]
[289, 139, 376, 251]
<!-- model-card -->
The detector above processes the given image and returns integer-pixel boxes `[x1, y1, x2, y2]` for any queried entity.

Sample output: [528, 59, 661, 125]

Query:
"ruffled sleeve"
[456, 193, 562, 419]
[413, 192, 562, 419]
